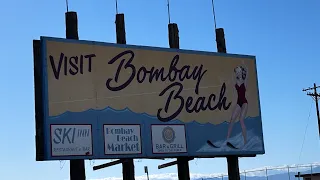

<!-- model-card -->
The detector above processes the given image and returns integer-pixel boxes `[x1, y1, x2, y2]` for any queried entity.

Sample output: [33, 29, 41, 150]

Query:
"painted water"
[47, 107, 264, 159]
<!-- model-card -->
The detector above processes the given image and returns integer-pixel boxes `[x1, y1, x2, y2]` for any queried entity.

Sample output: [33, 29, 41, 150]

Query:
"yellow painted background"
[45, 40, 261, 124]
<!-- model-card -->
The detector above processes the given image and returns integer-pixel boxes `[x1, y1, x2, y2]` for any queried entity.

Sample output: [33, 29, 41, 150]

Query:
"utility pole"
[65, 11, 86, 180]
[215, 27, 240, 180]
[303, 83, 320, 136]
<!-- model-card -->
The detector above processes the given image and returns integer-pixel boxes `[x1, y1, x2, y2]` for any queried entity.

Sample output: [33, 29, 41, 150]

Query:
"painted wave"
[49, 106, 260, 125]
[48, 106, 265, 156]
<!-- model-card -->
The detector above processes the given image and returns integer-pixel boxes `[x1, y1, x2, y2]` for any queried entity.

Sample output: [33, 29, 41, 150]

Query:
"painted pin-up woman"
[207, 65, 248, 149]
[226, 65, 248, 147]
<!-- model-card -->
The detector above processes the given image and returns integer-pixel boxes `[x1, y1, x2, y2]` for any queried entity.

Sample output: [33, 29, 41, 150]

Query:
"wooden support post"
[215, 28, 240, 180]
[227, 156, 240, 180]
[65, 11, 86, 180]
[66, 11, 79, 40]
[116, 13, 126, 44]
[177, 157, 191, 180]
[33, 39, 45, 161]
[115, 13, 135, 180]
[122, 159, 135, 180]
[168, 23, 179, 49]
[168, 23, 190, 180]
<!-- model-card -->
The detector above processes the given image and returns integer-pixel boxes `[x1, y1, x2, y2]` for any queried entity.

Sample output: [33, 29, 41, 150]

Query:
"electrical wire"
[167, 0, 171, 24]
[66, 0, 69, 12]
[298, 97, 313, 163]
[115, 0, 118, 14]
[211, 0, 217, 30]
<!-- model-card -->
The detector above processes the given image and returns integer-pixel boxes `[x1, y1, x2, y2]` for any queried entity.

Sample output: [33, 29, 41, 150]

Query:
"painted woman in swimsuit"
[226, 65, 248, 145]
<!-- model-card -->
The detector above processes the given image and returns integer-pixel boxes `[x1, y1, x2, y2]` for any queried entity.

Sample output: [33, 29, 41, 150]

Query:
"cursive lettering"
[106, 51, 207, 94]
[157, 82, 231, 122]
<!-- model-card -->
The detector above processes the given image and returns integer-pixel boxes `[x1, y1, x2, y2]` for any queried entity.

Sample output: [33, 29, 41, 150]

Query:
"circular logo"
[162, 126, 175, 143]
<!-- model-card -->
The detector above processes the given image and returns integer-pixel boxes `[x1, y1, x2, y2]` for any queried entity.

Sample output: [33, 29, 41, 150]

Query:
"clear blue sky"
[1, 0, 320, 179]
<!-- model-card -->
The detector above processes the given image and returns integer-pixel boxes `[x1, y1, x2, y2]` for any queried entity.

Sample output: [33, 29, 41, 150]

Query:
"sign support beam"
[215, 27, 240, 180]
[65, 11, 86, 180]
[158, 157, 194, 169]
[93, 159, 126, 171]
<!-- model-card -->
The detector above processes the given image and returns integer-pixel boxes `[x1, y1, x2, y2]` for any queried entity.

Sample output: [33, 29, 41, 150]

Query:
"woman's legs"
[239, 103, 248, 145]
[227, 105, 241, 140]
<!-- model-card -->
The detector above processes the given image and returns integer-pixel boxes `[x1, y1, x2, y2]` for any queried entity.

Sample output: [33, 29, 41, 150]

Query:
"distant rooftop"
[295, 172, 320, 177]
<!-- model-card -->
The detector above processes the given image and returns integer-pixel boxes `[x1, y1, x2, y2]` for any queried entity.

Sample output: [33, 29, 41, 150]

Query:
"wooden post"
[177, 157, 190, 180]
[33, 39, 45, 161]
[116, 13, 126, 44]
[215, 28, 240, 180]
[168, 23, 190, 180]
[122, 159, 135, 180]
[115, 13, 135, 180]
[65, 11, 86, 180]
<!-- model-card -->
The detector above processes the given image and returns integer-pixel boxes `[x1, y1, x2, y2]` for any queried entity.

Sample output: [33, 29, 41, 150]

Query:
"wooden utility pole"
[215, 28, 240, 180]
[115, 13, 135, 180]
[169, 23, 191, 180]
[303, 83, 320, 136]
[65, 11, 86, 180]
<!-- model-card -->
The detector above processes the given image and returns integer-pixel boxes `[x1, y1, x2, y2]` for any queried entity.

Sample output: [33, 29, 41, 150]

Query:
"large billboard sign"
[35, 36, 265, 160]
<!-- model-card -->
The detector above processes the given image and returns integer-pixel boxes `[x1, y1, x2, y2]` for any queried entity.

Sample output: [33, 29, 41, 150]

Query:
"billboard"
[35, 36, 265, 160]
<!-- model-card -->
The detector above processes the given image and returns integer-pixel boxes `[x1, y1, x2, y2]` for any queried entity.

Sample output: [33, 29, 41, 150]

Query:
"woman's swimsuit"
[235, 83, 248, 107]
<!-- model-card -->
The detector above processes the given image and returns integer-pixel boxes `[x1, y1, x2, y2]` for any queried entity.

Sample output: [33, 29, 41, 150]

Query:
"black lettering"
[49, 53, 64, 80]
[53, 128, 62, 144]
[69, 56, 78, 75]
[137, 67, 147, 83]
[80, 55, 84, 74]
[64, 55, 68, 76]
[84, 54, 96, 72]
[103, 51, 232, 122]
[62, 128, 72, 144]
[194, 96, 206, 113]
[207, 94, 217, 110]
[157, 82, 184, 122]
[185, 97, 193, 113]
[72, 128, 75, 143]
[149, 67, 166, 82]
[213, 83, 232, 110]
[168, 55, 179, 81]
[194, 65, 207, 94]
[50, 53, 96, 79]
[106, 50, 136, 91]
[178, 65, 191, 81]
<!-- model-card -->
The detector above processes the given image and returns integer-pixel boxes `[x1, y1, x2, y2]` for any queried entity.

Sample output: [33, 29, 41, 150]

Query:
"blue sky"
[1, 0, 320, 179]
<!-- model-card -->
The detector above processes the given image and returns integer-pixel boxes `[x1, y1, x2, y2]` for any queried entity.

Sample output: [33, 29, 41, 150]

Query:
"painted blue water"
[46, 107, 265, 160]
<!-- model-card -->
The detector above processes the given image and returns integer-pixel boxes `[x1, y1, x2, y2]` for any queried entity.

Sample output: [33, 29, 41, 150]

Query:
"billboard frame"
[34, 36, 265, 161]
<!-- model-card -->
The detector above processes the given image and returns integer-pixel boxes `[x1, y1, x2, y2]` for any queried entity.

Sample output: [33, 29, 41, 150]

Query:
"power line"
[167, 0, 171, 23]
[65, 0, 69, 12]
[211, 0, 217, 30]
[298, 98, 313, 163]
[115, 0, 118, 14]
